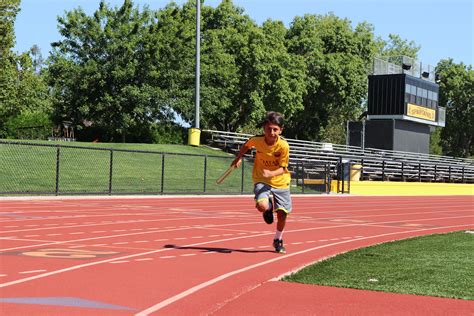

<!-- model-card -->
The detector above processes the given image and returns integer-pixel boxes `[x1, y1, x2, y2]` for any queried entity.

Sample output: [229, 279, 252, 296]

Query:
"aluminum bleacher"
[202, 129, 474, 183]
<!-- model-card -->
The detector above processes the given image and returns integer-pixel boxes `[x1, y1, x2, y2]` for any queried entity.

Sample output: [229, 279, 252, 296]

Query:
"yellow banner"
[407, 103, 436, 121]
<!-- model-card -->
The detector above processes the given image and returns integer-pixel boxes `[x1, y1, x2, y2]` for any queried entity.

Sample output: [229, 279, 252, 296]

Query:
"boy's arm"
[262, 167, 286, 178]
[231, 141, 251, 168]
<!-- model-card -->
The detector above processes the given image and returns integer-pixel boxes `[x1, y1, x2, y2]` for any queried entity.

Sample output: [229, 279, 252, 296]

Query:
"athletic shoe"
[273, 239, 286, 254]
[263, 209, 273, 224]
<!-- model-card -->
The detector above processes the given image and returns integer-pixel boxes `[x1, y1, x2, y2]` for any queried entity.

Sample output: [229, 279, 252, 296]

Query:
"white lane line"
[135, 258, 153, 262]
[19, 270, 47, 274]
[135, 223, 471, 315]
[110, 261, 129, 264]
[180, 254, 197, 257]
[160, 256, 175, 259]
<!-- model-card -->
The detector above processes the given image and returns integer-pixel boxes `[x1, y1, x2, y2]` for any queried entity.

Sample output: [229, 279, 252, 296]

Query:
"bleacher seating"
[202, 129, 474, 183]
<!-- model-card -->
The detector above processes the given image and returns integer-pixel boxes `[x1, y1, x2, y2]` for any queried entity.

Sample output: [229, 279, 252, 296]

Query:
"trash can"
[338, 159, 351, 180]
[188, 128, 201, 146]
[350, 164, 362, 181]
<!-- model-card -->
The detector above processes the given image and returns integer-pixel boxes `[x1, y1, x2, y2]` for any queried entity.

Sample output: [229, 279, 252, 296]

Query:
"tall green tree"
[47, 0, 167, 142]
[0, 0, 21, 136]
[377, 34, 420, 60]
[0, 0, 52, 139]
[286, 14, 378, 142]
[436, 59, 473, 157]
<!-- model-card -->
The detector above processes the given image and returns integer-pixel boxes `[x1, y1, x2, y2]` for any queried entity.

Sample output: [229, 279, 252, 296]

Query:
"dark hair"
[262, 111, 284, 128]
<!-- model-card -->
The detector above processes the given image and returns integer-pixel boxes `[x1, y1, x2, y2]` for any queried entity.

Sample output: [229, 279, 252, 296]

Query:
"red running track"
[0, 195, 473, 315]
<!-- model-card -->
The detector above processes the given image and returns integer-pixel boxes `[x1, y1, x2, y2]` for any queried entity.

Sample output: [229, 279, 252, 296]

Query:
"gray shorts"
[254, 182, 292, 214]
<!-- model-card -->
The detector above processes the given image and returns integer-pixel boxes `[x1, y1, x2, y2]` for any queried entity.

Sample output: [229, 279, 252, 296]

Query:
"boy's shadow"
[164, 244, 274, 254]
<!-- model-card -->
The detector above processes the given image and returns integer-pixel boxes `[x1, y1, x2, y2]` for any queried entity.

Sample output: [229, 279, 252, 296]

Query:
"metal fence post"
[55, 146, 60, 195]
[382, 160, 385, 181]
[203, 155, 207, 192]
[161, 154, 165, 194]
[109, 149, 114, 195]
[301, 163, 305, 194]
[240, 159, 245, 194]
[401, 162, 405, 181]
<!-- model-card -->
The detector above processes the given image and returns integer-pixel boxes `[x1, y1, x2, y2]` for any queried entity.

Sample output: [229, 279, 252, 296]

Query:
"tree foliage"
[436, 59, 473, 157]
[47, 0, 166, 142]
[0, 0, 52, 139]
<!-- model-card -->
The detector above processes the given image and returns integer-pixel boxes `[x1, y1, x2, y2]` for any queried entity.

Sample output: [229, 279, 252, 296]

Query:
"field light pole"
[188, 0, 201, 146]
[195, 0, 200, 129]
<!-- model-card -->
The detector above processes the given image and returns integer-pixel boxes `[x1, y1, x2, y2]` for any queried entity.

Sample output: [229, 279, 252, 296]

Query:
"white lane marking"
[180, 254, 196, 257]
[134, 224, 471, 315]
[135, 258, 153, 261]
[19, 270, 47, 274]
[110, 261, 129, 264]
[160, 256, 175, 259]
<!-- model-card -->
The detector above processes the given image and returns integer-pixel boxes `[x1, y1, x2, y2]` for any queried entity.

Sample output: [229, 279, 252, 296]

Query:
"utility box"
[348, 120, 430, 154]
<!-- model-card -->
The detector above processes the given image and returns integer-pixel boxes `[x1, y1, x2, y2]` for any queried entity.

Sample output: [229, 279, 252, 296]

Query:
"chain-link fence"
[0, 141, 330, 195]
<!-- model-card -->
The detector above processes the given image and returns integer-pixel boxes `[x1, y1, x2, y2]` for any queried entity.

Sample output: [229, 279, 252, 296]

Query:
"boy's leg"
[254, 183, 274, 224]
[271, 188, 292, 254]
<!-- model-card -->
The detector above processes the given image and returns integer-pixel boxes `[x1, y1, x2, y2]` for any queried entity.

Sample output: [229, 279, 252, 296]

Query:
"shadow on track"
[164, 244, 274, 254]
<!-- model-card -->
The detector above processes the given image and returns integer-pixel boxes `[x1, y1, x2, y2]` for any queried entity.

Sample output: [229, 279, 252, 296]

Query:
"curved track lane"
[0, 195, 473, 315]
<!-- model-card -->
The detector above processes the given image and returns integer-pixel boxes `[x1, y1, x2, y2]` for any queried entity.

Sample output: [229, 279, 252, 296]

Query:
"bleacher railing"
[203, 129, 474, 184]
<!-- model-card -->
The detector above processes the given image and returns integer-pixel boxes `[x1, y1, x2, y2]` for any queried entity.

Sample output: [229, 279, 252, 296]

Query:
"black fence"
[0, 141, 330, 195]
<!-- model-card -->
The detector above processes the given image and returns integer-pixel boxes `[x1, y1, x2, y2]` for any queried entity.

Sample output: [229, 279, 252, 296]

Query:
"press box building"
[348, 56, 445, 154]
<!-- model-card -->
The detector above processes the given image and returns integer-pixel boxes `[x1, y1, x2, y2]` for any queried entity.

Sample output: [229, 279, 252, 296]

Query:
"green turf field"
[283, 231, 474, 300]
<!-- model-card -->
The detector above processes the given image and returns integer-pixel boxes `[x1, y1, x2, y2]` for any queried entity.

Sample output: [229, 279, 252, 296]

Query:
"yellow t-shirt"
[246, 135, 291, 189]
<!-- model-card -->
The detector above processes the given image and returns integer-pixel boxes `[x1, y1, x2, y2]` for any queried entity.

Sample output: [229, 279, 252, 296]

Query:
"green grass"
[283, 231, 474, 300]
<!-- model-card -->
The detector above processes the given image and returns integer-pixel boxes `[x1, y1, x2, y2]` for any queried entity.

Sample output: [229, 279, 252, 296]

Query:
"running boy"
[231, 111, 292, 254]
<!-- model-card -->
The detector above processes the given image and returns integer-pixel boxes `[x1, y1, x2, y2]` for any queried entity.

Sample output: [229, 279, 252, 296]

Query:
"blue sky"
[13, 0, 473, 67]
